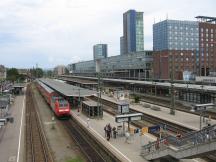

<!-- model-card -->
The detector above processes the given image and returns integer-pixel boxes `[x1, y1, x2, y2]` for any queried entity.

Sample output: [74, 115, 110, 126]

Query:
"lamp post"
[78, 88, 80, 112]
[97, 72, 102, 117]
[170, 53, 175, 115]
[154, 82, 157, 96]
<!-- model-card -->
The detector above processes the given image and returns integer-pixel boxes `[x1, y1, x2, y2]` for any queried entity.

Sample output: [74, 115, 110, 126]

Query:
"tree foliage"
[134, 95, 140, 103]
[30, 68, 44, 78]
[43, 70, 53, 78]
[7, 68, 19, 82]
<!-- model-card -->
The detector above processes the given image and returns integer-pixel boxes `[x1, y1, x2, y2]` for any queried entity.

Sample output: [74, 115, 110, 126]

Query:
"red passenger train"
[37, 80, 70, 117]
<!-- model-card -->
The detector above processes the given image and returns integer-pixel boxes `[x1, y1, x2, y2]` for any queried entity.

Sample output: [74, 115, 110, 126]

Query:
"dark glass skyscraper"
[120, 10, 144, 55]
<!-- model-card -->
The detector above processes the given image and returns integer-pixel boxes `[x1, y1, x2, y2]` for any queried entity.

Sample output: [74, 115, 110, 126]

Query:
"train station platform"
[99, 94, 216, 131]
[70, 109, 154, 162]
[0, 89, 25, 162]
[70, 109, 205, 162]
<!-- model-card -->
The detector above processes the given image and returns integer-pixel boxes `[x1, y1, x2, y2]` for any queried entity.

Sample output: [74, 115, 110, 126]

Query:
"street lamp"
[170, 52, 175, 115]
[154, 82, 157, 96]
[78, 88, 80, 112]
[170, 83, 175, 115]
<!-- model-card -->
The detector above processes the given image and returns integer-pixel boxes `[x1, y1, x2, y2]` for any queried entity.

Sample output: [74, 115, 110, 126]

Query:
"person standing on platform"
[107, 123, 111, 141]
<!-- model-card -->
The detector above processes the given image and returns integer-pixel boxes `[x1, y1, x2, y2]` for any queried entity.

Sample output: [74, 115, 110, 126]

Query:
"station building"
[68, 51, 153, 80]
[68, 9, 151, 80]
[153, 16, 216, 80]
[54, 65, 66, 76]
[0, 65, 6, 80]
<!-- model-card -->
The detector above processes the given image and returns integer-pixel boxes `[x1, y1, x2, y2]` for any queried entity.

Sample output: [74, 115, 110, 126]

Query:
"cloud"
[0, 0, 215, 68]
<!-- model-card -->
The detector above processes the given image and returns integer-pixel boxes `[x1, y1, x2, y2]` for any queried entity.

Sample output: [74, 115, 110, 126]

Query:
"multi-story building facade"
[0, 65, 6, 80]
[153, 16, 216, 80]
[54, 65, 66, 76]
[120, 10, 144, 55]
[93, 44, 108, 60]
[198, 17, 216, 76]
[68, 51, 153, 80]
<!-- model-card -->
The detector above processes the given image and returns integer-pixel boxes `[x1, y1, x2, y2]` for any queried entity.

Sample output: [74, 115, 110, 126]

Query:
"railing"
[141, 124, 216, 157]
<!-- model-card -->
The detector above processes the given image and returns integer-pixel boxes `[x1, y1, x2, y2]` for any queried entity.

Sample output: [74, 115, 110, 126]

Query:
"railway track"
[88, 95, 216, 162]
[62, 118, 120, 162]
[25, 85, 53, 162]
[88, 96, 193, 134]
[139, 94, 216, 120]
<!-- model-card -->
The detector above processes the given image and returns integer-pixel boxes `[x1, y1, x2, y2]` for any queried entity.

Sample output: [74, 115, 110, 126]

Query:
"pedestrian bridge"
[141, 125, 216, 160]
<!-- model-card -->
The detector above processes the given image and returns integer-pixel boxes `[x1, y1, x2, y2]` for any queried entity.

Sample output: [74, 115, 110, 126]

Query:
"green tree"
[7, 68, 19, 82]
[134, 95, 140, 103]
[44, 70, 53, 78]
[30, 68, 44, 78]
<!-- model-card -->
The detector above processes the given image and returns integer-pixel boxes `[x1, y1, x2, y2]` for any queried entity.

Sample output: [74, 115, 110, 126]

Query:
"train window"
[58, 99, 68, 108]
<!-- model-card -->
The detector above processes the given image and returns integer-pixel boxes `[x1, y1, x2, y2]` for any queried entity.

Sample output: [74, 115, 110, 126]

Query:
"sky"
[0, 0, 215, 69]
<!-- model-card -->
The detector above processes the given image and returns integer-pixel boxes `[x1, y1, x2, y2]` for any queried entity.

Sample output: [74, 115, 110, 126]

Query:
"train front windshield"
[58, 99, 68, 108]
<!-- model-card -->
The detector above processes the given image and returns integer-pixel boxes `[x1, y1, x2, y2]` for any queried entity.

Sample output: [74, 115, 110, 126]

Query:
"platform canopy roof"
[82, 100, 98, 107]
[40, 78, 96, 97]
[12, 83, 25, 88]
[59, 77, 98, 85]
[61, 75, 216, 93]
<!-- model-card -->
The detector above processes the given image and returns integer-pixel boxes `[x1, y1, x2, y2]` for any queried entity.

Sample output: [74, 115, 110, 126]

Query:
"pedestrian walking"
[125, 132, 130, 143]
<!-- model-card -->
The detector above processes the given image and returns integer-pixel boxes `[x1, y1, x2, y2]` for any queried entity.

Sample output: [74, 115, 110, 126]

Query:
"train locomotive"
[37, 80, 70, 117]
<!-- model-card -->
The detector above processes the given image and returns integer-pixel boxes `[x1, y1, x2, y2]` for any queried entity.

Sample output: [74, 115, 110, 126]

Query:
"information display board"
[115, 113, 143, 123]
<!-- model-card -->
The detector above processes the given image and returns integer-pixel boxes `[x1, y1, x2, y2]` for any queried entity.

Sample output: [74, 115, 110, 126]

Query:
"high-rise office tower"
[93, 44, 108, 60]
[120, 10, 144, 55]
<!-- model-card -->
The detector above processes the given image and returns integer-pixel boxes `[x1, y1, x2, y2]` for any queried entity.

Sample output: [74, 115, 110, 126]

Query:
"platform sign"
[192, 103, 215, 112]
[141, 127, 148, 135]
[130, 116, 142, 121]
[115, 113, 143, 123]
[116, 117, 129, 123]
[148, 125, 160, 133]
